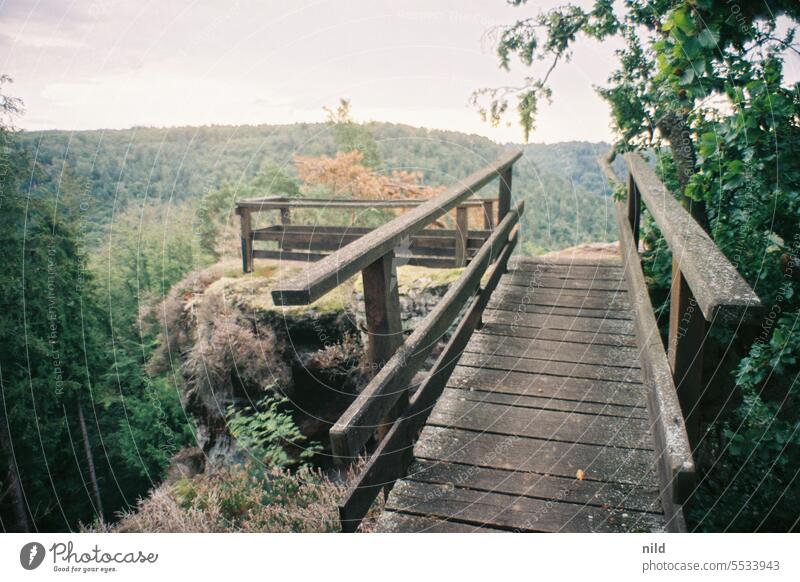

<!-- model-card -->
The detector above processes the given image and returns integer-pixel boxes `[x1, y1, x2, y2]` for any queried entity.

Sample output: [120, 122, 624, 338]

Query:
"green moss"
[353, 264, 464, 295]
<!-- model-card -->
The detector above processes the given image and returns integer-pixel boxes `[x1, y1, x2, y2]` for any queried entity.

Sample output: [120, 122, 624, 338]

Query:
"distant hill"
[18, 123, 618, 251]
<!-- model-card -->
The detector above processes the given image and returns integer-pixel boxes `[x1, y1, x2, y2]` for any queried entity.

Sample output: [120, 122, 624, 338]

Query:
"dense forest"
[16, 122, 618, 254]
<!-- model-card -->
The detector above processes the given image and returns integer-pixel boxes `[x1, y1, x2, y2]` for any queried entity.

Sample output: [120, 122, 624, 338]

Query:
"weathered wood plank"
[457, 351, 644, 383]
[253, 227, 490, 250]
[478, 321, 637, 347]
[414, 426, 660, 489]
[483, 309, 636, 335]
[237, 197, 497, 210]
[500, 273, 628, 292]
[625, 152, 762, 322]
[512, 255, 622, 268]
[490, 285, 631, 310]
[446, 366, 647, 407]
[442, 386, 648, 419]
[427, 397, 653, 449]
[272, 150, 522, 305]
[407, 459, 661, 513]
[252, 249, 461, 269]
[486, 297, 634, 321]
[464, 333, 640, 368]
[508, 261, 626, 280]
[385, 479, 665, 533]
[374, 511, 505, 533]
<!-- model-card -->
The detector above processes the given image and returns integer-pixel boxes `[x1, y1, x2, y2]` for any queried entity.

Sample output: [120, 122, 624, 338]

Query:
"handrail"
[236, 196, 497, 209]
[271, 149, 523, 305]
[601, 154, 694, 532]
[329, 201, 524, 463]
[624, 152, 762, 323]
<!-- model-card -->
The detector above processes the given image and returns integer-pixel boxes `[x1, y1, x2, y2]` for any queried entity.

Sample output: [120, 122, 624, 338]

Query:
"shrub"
[110, 462, 342, 533]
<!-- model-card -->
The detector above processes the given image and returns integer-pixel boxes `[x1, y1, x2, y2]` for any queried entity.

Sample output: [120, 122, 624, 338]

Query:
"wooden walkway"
[375, 255, 667, 533]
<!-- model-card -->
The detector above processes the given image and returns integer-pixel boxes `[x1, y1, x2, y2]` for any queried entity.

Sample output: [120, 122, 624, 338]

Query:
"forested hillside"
[17, 123, 616, 252]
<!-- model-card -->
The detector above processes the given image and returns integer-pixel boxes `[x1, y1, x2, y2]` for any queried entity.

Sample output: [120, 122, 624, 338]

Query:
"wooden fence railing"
[267, 150, 523, 531]
[601, 151, 763, 528]
[235, 196, 499, 271]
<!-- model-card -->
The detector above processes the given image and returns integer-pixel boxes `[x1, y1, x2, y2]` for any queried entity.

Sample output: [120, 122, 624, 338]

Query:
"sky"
[1, 0, 627, 143]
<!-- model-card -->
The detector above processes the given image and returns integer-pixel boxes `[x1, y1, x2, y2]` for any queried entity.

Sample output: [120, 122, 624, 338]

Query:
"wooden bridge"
[237, 150, 762, 533]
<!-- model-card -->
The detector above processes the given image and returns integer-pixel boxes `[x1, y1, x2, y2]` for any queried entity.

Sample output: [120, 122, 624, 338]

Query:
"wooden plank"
[508, 261, 626, 280]
[407, 459, 661, 513]
[490, 285, 631, 310]
[414, 426, 660, 488]
[329, 203, 523, 462]
[446, 366, 647, 408]
[478, 321, 637, 348]
[486, 297, 634, 321]
[483, 309, 636, 336]
[337, 231, 519, 531]
[457, 352, 644, 384]
[464, 333, 640, 368]
[237, 197, 498, 210]
[500, 273, 628, 292]
[625, 152, 762, 322]
[442, 387, 649, 419]
[374, 511, 505, 533]
[385, 479, 665, 533]
[427, 397, 653, 449]
[255, 224, 491, 238]
[272, 150, 522, 305]
[253, 227, 490, 250]
[252, 249, 461, 269]
[513, 255, 622, 268]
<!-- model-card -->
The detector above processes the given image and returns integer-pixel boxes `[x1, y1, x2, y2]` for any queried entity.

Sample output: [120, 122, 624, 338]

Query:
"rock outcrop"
[148, 260, 461, 467]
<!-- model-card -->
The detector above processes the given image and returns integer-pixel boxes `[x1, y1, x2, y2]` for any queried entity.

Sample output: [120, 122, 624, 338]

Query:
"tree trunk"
[77, 401, 104, 520]
[0, 417, 30, 532]
[657, 111, 707, 227]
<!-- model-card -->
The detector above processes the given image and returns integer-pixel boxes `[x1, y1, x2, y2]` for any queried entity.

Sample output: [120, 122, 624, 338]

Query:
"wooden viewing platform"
[238, 148, 763, 533]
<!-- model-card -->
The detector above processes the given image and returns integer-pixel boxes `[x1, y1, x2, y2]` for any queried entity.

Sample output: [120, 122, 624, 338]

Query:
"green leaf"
[697, 28, 719, 48]
[679, 67, 695, 85]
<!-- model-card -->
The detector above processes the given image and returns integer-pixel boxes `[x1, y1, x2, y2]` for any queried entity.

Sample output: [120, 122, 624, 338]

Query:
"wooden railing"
[235, 196, 499, 271]
[601, 151, 763, 529]
[264, 150, 523, 531]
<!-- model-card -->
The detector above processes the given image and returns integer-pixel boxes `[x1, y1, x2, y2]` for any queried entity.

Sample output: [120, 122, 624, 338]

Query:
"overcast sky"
[3, 0, 632, 143]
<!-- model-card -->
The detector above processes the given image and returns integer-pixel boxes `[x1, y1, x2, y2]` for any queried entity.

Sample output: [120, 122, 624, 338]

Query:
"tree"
[479, 0, 800, 531]
[324, 99, 382, 169]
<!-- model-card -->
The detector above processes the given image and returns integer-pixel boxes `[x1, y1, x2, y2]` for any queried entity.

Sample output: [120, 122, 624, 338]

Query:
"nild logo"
[20, 542, 46, 570]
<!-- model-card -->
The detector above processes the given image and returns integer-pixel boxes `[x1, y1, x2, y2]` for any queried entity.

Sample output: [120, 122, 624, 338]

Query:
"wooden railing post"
[668, 270, 705, 453]
[362, 250, 406, 439]
[498, 166, 512, 222]
[238, 208, 253, 273]
[483, 200, 494, 230]
[279, 206, 292, 251]
[455, 206, 468, 267]
[627, 172, 641, 248]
